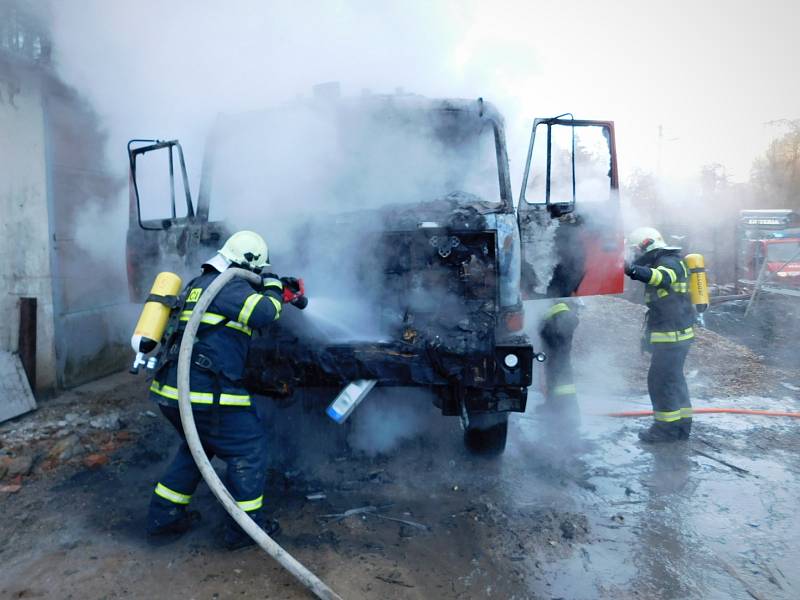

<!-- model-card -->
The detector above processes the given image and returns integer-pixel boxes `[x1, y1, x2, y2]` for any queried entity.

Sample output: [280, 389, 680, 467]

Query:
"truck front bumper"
[244, 335, 534, 413]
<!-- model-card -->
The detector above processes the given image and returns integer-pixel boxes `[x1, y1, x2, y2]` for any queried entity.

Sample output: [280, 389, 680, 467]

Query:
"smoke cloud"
[41, 0, 506, 342]
[348, 388, 441, 456]
[30, 0, 798, 409]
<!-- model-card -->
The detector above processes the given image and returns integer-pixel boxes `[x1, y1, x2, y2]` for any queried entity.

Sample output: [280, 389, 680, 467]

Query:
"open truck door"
[517, 117, 624, 299]
[126, 139, 226, 300]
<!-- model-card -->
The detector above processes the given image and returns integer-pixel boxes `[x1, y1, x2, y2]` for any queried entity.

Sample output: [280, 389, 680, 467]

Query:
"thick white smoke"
[33, 0, 797, 429]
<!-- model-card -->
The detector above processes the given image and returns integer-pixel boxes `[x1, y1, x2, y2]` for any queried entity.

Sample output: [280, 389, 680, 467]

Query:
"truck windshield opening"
[207, 103, 501, 222]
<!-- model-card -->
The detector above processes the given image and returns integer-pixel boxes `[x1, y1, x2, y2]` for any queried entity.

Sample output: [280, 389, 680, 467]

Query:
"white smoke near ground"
[348, 388, 440, 456]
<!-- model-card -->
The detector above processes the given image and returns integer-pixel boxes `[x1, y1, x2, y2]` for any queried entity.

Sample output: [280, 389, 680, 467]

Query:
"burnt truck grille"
[244, 228, 509, 397]
[373, 229, 498, 354]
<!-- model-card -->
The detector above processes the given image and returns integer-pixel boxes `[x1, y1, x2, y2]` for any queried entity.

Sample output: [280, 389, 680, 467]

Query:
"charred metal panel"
[485, 212, 521, 310]
[374, 227, 497, 353]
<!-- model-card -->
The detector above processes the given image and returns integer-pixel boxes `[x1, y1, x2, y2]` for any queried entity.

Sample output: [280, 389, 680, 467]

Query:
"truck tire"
[464, 412, 509, 455]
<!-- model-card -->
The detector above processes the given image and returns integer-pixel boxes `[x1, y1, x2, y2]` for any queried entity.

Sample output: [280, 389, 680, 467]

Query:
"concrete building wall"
[43, 83, 131, 388]
[1, 48, 132, 394]
[0, 58, 58, 393]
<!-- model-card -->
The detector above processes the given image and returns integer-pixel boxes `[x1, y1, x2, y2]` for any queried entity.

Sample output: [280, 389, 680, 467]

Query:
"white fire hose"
[177, 267, 342, 600]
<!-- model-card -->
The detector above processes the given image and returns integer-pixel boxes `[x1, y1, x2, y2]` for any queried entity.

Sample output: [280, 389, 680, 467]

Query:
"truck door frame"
[516, 117, 623, 299]
[126, 139, 204, 300]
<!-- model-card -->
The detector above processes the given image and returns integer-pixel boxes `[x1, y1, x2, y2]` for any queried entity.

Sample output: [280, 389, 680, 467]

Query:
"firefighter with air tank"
[624, 227, 708, 443]
[131, 230, 305, 548]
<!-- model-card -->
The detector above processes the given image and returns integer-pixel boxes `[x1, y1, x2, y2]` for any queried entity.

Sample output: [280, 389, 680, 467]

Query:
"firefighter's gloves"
[259, 274, 306, 308]
[624, 261, 647, 282]
[624, 260, 634, 276]
[280, 277, 300, 303]
[280, 276, 301, 291]
[280, 277, 307, 309]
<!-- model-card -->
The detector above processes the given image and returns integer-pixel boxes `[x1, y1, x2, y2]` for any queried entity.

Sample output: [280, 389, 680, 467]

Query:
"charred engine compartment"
[244, 219, 532, 410]
[377, 227, 498, 355]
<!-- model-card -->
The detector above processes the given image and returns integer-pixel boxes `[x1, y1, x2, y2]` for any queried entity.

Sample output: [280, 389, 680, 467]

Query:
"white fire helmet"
[627, 227, 667, 256]
[218, 230, 270, 271]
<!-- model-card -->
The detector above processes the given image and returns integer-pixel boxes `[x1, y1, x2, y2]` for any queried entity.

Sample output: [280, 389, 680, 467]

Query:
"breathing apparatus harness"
[150, 273, 235, 404]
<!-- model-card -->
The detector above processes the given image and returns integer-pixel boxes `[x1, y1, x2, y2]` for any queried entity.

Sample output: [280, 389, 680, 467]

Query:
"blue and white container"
[326, 380, 377, 424]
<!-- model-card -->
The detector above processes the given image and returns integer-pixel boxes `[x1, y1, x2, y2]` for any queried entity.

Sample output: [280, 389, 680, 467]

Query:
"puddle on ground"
[502, 393, 800, 598]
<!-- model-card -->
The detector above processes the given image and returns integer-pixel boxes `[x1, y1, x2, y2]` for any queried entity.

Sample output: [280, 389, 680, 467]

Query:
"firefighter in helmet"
[146, 230, 303, 548]
[625, 227, 695, 443]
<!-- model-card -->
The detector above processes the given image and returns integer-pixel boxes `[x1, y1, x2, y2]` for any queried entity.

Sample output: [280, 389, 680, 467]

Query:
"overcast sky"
[47, 0, 798, 185]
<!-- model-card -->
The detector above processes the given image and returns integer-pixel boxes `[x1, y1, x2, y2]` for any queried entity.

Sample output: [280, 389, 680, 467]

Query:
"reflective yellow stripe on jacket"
[650, 327, 694, 343]
[179, 310, 253, 336]
[260, 279, 284, 320]
[150, 381, 251, 407]
[238, 293, 263, 326]
[647, 262, 689, 298]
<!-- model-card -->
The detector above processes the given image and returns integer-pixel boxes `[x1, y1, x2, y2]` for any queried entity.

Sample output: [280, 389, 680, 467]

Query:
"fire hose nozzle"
[290, 277, 307, 309]
[281, 277, 307, 309]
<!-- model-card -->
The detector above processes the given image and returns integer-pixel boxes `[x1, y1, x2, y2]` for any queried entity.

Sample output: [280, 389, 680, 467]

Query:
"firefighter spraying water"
[129, 231, 307, 546]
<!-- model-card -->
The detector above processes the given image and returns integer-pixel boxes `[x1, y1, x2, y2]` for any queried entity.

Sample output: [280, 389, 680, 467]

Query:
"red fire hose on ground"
[606, 408, 800, 418]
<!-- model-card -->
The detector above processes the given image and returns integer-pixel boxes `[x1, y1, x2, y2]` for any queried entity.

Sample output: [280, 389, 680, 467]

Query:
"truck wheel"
[464, 412, 509, 455]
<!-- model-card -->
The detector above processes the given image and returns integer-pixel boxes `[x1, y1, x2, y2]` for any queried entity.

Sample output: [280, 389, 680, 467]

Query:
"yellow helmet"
[627, 226, 667, 256]
[219, 230, 270, 270]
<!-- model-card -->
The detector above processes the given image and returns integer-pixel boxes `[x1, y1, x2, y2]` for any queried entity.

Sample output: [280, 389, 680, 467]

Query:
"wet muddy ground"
[1, 366, 798, 599]
[705, 295, 800, 373]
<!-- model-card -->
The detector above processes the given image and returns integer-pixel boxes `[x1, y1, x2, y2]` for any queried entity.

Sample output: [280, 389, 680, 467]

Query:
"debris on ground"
[0, 475, 22, 494]
[83, 453, 110, 470]
[0, 375, 143, 483]
[0, 299, 798, 598]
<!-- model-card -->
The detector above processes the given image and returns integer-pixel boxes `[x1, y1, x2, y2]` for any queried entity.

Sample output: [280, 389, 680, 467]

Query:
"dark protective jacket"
[149, 267, 283, 409]
[629, 249, 696, 344]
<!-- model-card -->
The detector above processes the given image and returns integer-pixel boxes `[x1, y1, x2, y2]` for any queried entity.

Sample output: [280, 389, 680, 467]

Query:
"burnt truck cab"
[737, 210, 800, 287]
[126, 93, 623, 452]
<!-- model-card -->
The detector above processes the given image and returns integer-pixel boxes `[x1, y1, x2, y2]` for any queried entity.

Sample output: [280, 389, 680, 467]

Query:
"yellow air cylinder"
[131, 272, 183, 354]
[685, 253, 709, 313]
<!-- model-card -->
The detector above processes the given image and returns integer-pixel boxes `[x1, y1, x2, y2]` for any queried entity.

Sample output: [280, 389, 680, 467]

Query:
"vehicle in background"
[737, 209, 800, 289]
[125, 89, 624, 453]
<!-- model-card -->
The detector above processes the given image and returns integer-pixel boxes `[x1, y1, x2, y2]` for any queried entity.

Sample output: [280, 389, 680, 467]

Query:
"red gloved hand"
[280, 277, 303, 304]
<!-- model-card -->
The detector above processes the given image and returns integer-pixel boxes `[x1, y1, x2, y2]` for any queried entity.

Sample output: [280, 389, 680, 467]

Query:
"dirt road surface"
[1, 298, 798, 599]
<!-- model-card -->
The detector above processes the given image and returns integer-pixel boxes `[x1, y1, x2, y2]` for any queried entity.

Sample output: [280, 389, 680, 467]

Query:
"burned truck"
[126, 91, 623, 453]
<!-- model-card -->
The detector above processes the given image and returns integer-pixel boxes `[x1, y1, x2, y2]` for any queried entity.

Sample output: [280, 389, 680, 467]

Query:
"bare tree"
[751, 119, 800, 209]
